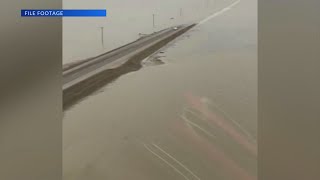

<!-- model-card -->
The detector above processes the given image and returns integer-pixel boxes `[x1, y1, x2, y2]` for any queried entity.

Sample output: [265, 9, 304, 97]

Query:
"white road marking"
[183, 106, 206, 122]
[198, 0, 241, 25]
[203, 97, 257, 144]
[152, 143, 201, 180]
[143, 143, 191, 180]
[180, 115, 216, 139]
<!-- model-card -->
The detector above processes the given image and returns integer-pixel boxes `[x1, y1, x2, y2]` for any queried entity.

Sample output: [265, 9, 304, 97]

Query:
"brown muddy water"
[63, 0, 257, 179]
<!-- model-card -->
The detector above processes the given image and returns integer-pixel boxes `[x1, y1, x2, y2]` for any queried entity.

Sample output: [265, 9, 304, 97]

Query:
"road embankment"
[63, 24, 196, 110]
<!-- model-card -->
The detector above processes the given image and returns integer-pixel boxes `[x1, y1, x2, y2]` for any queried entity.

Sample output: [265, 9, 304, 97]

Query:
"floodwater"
[63, 0, 257, 179]
[63, 0, 234, 64]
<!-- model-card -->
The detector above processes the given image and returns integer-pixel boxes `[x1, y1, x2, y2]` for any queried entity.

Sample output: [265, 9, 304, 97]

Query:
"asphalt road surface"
[63, 24, 190, 91]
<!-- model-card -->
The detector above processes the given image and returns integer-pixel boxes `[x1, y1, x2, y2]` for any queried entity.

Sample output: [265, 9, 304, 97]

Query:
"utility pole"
[206, 0, 211, 8]
[152, 14, 155, 32]
[180, 8, 183, 22]
[99, 27, 104, 49]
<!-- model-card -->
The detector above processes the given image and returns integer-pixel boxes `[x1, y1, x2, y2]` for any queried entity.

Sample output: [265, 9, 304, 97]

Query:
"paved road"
[63, 25, 190, 91]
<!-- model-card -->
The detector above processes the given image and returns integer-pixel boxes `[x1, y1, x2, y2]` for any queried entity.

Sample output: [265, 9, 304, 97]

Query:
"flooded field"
[63, 0, 257, 179]
[63, 0, 234, 63]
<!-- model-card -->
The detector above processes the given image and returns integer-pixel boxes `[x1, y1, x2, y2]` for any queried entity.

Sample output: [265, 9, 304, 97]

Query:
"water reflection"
[63, 0, 257, 179]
